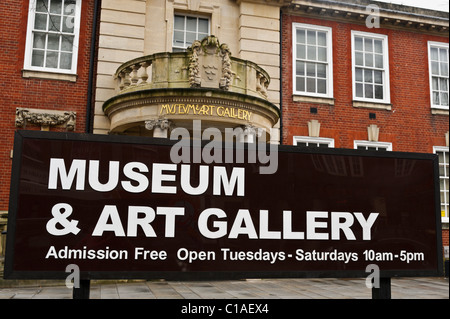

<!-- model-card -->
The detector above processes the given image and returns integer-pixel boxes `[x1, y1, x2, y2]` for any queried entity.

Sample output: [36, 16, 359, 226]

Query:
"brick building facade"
[0, 0, 98, 256]
[281, 1, 449, 251]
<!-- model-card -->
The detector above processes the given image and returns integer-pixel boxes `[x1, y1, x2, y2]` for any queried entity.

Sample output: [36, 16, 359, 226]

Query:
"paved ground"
[0, 277, 448, 299]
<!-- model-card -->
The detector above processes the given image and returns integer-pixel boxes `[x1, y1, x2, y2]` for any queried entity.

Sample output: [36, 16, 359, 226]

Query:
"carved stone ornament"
[144, 118, 172, 131]
[187, 35, 234, 91]
[15, 108, 76, 131]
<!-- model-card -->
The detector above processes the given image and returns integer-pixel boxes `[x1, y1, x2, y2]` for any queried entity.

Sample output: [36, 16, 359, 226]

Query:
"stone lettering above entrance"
[159, 103, 252, 121]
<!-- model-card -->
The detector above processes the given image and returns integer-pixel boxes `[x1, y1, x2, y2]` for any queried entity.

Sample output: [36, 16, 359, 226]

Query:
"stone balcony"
[102, 36, 280, 140]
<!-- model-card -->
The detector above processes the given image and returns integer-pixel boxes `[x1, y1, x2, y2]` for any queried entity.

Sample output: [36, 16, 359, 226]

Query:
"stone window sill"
[293, 95, 335, 105]
[22, 70, 78, 82]
[431, 108, 449, 116]
[352, 100, 392, 110]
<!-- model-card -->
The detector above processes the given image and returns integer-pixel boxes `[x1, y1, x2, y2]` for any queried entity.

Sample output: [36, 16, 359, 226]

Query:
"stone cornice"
[285, 0, 449, 34]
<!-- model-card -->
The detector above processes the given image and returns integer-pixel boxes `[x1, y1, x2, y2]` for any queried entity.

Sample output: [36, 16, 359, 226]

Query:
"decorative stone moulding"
[105, 36, 279, 138]
[15, 108, 76, 131]
[113, 35, 270, 100]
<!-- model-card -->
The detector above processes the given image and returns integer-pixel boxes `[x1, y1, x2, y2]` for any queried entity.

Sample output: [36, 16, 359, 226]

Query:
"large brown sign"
[5, 130, 442, 280]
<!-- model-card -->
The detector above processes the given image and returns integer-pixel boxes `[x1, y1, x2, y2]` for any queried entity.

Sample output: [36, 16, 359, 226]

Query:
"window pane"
[36, 0, 47, 12]
[355, 68, 363, 82]
[375, 54, 383, 68]
[307, 30, 316, 44]
[364, 38, 373, 52]
[296, 29, 305, 44]
[296, 76, 305, 92]
[62, 16, 75, 33]
[307, 77, 315, 92]
[365, 53, 373, 67]
[365, 83, 373, 98]
[430, 47, 439, 60]
[186, 32, 196, 45]
[31, 50, 45, 67]
[198, 32, 208, 41]
[440, 78, 448, 91]
[296, 61, 305, 76]
[61, 35, 73, 51]
[356, 83, 363, 97]
[198, 18, 208, 33]
[442, 93, 449, 106]
[355, 52, 363, 66]
[64, 0, 76, 16]
[47, 33, 60, 50]
[49, 15, 61, 32]
[318, 47, 326, 62]
[432, 77, 439, 90]
[33, 32, 46, 49]
[317, 32, 326, 46]
[306, 63, 315, 77]
[60, 52, 72, 69]
[375, 85, 383, 99]
[174, 15, 184, 30]
[173, 31, 184, 46]
[307, 45, 316, 60]
[441, 62, 449, 76]
[297, 44, 306, 59]
[431, 61, 439, 75]
[433, 91, 440, 104]
[50, 0, 62, 14]
[46, 51, 58, 68]
[317, 79, 326, 94]
[440, 48, 448, 62]
[186, 17, 197, 32]
[317, 63, 326, 78]
[374, 70, 382, 84]
[355, 37, 363, 51]
[34, 13, 48, 30]
[364, 69, 373, 83]
[374, 40, 382, 53]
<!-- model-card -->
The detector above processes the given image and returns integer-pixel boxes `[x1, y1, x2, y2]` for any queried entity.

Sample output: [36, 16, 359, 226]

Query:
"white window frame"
[434, 146, 449, 223]
[293, 136, 335, 148]
[292, 23, 333, 98]
[428, 41, 449, 110]
[354, 140, 392, 151]
[172, 13, 210, 52]
[351, 30, 390, 104]
[24, 0, 82, 75]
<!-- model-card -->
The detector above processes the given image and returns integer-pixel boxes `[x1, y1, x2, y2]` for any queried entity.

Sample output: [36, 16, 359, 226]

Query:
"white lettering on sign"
[91, 205, 185, 237]
[48, 159, 244, 197]
[197, 209, 378, 241]
[46, 158, 379, 242]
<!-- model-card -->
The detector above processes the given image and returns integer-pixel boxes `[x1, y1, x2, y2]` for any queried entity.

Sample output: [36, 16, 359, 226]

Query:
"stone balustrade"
[113, 36, 271, 100]
[103, 36, 279, 137]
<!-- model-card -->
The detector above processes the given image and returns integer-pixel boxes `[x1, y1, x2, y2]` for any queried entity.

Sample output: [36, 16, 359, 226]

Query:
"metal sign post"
[372, 277, 391, 299]
[73, 280, 90, 299]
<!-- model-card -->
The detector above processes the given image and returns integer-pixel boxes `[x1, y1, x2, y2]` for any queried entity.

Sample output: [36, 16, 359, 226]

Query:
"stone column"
[240, 125, 263, 143]
[145, 119, 172, 138]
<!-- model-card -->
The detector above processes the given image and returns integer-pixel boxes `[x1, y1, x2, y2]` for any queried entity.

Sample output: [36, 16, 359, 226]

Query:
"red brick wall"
[282, 14, 449, 252]
[281, 14, 448, 151]
[0, 0, 95, 212]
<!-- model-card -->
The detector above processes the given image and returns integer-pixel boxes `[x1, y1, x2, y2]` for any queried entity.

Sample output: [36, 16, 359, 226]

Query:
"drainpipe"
[278, 9, 283, 145]
[85, 0, 100, 133]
